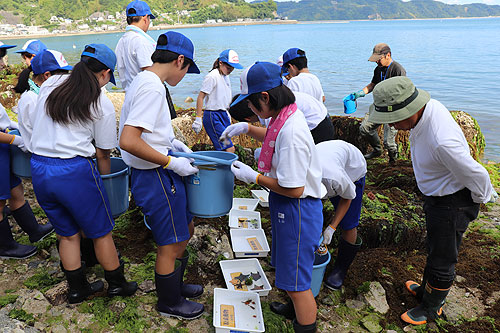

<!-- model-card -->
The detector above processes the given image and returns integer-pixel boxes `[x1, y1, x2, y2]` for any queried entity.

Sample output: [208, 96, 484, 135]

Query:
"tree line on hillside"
[0, 0, 276, 26]
[276, 0, 500, 21]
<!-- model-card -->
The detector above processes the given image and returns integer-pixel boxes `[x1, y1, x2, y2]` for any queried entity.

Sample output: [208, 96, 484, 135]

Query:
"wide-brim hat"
[368, 76, 430, 124]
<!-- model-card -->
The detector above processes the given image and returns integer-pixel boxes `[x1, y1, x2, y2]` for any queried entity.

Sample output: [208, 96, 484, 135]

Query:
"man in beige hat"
[348, 43, 405, 163]
[369, 76, 497, 325]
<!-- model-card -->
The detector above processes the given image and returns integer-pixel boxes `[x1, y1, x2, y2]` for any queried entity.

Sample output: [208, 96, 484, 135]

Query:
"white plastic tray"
[232, 198, 260, 212]
[228, 210, 262, 230]
[219, 259, 272, 296]
[230, 229, 270, 258]
[213, 288, 264, 333]
[251, 190, 269, 208]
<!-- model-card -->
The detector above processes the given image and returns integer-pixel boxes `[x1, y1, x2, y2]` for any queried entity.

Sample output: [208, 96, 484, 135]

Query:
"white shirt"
[31, 75, 117, 158]
[316, 140, 367, 199]
[200, 69, 232, 111]
[0, 103, 10, 130]
[119, 70, 175, 170]
[115, 30, 156, 91]
[17, 90, 38, 152]
[286, 72, 325, 103]
[266, 110, 323, 199]
[410, 99, 492, 203]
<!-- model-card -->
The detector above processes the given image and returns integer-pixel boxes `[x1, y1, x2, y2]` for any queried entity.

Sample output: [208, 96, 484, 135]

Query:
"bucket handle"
[170, 152, 234, 166]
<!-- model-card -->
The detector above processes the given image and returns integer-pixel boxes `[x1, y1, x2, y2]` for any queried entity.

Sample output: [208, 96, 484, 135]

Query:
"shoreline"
[298, 15, 500, 24]
[0, 20, 297, 40]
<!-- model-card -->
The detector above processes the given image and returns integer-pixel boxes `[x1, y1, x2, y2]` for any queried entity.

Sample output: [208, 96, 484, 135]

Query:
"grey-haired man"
[368, 76, 497, 325]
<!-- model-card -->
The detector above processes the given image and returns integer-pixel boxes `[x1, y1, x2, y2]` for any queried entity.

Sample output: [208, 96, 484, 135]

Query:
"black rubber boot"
[270, 300, 296, 320]
[401, 282, 449, 325]
[11, 201, 54, 243]
[293, 319, 317, 333]
[0, 216, 37, 259]
[155, 260, 204, 320]
[363, 130, 382, 160]
[405, 268, 430, 302]
[64, 264, 104, 304]
[325, 236, 362, 290]
[388, 150, 398, 164]
[177, 251, 203, 298]
[104, 262, 138, 297]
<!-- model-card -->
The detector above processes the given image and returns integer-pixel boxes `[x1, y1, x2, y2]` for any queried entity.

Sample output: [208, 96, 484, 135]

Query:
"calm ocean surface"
[5, 18, 500, 161]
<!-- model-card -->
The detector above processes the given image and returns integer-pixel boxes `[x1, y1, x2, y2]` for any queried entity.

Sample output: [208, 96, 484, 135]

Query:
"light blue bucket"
[343, 94, 357, 114]
[99, 157, 130, 218]
[311, 236, 331, 297]
[172, 151, 238, 218]
[8, 130, 32, 178]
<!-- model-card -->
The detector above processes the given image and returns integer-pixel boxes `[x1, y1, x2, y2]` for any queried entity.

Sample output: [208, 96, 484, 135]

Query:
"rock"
[358, 281, 389, 314]
[44, 281, 68, 306]
[15, 265, 27, 274]
[139, 280, 155, 293]
[34, 321, 47, 331]
[21, 290, 51, 315]
[360, 314, 382, 333]
[184, 96, 194, 103]
[403, 325, 417, 332]
[28, 261, 42, 269]
[455, 275, 465, 283]
[51, 324, 67, 333]
[386, 330, 398, 333]
[345, 299, 365, 310]
[164, 316, 179, 327]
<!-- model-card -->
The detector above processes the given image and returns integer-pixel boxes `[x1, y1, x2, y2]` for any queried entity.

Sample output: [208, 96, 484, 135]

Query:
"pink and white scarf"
[258, 103, 297, 172]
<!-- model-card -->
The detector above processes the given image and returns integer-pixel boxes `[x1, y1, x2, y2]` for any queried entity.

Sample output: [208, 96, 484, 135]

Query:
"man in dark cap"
[348, 43, 406, 163]
[369, 76, 497, 325]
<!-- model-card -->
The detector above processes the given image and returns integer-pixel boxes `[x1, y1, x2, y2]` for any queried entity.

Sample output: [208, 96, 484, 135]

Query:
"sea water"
[4, 17, 500, 160]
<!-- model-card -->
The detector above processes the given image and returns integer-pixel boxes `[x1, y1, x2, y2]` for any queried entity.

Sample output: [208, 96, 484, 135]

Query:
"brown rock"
[44, 281, 68, 306]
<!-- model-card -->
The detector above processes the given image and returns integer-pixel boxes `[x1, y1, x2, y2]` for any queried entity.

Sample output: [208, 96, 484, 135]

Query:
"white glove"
[254, 147, 261, 161]
[171, 139, 192, 154]
[231, 161, 259, 184]
[165, 156, 198, 176]
[322, 225, 336, 245]
[192, 117, 203, 134]
[220, 123, 249, 142]
[489, 190, 499, 203]
[11, 135, 27, 152]
[9, 120, 19, 130]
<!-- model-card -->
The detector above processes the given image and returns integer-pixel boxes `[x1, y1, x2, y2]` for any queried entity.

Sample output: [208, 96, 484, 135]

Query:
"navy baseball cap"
[31, 49, 72, 75]
[82, 44, 117, 85]
[219, 49, 243, 69]
[15, 40, 47, 55]
[0, 41, 16, 50]
[126, 0, 156, 19]
[282, 47, 306, 65]
[231, 62, 283, 107]
[156, 31, 200, 74]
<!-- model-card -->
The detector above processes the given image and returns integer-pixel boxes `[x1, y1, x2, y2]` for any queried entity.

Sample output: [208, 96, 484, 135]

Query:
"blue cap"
[219, 49, 243, 69]
[231, 62, 283, 107]
[31, 49, 72, 75]
[282, 48, 306, 66]
[126, 0, 156, 19]
[82, 44, 117, 85]
[156, 31, 200, 74]
[0, 41, 16, 50]
[15, 40, 47, 55]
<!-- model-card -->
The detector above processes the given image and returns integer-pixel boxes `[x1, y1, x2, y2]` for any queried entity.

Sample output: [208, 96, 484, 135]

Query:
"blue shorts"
[329, 176, 365, 230]
[30, 154, 115, 238]
[203, 110, 233, 151]
[269, 192, 323, 292]
[0, 142, 22, 200]
[130, 167, 192, 246]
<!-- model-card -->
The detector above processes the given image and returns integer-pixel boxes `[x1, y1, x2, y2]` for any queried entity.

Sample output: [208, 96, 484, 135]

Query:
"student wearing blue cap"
[221, 62, 323, 333]
[119, 31, 204, 319]
[116, 0, 156, 91]
[0, 41, 16, 71]
[30, 45, 137, 304]
[192, 49, 243, 152]
[15, 40, 47, 66]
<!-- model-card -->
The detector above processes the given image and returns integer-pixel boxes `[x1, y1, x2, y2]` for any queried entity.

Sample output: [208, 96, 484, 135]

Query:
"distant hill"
[276, 0, 500, 21]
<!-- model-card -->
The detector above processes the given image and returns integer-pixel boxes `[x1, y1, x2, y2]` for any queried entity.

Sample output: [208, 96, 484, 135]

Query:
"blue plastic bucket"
[8, 130, 32, 178]
[311, 250, 331, 297]
[182, 151, 238, 218]
[99, 157, 130, 218]
[343, 94, 357, 114]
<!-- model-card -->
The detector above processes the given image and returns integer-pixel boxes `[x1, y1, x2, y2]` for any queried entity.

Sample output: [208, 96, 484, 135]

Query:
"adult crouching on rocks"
[368, 76, 497, 325]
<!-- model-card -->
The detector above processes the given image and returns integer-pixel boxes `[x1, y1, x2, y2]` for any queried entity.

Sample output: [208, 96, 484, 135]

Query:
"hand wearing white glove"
[192, 117, 203, 134]
[11, 135, 27, 152]
[231, 161, 260, 184]
[254, 147, 261, 161]
[219, 123, 249, 142]
[489, 190, 499, 203]
[171, 139, 192, 154]
[165, 156, 198, 176]
[322, 225, 336, 245]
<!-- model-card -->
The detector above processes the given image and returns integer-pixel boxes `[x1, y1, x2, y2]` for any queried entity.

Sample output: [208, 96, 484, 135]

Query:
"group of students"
[0, 0, 497, 332]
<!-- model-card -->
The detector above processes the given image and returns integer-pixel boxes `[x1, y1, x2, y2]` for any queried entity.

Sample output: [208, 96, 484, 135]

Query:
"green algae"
[260, 301, 294, 332]
[23, 271, 62, 293]
[9, 308, 35, 326]
[0, 294, 18, 308]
